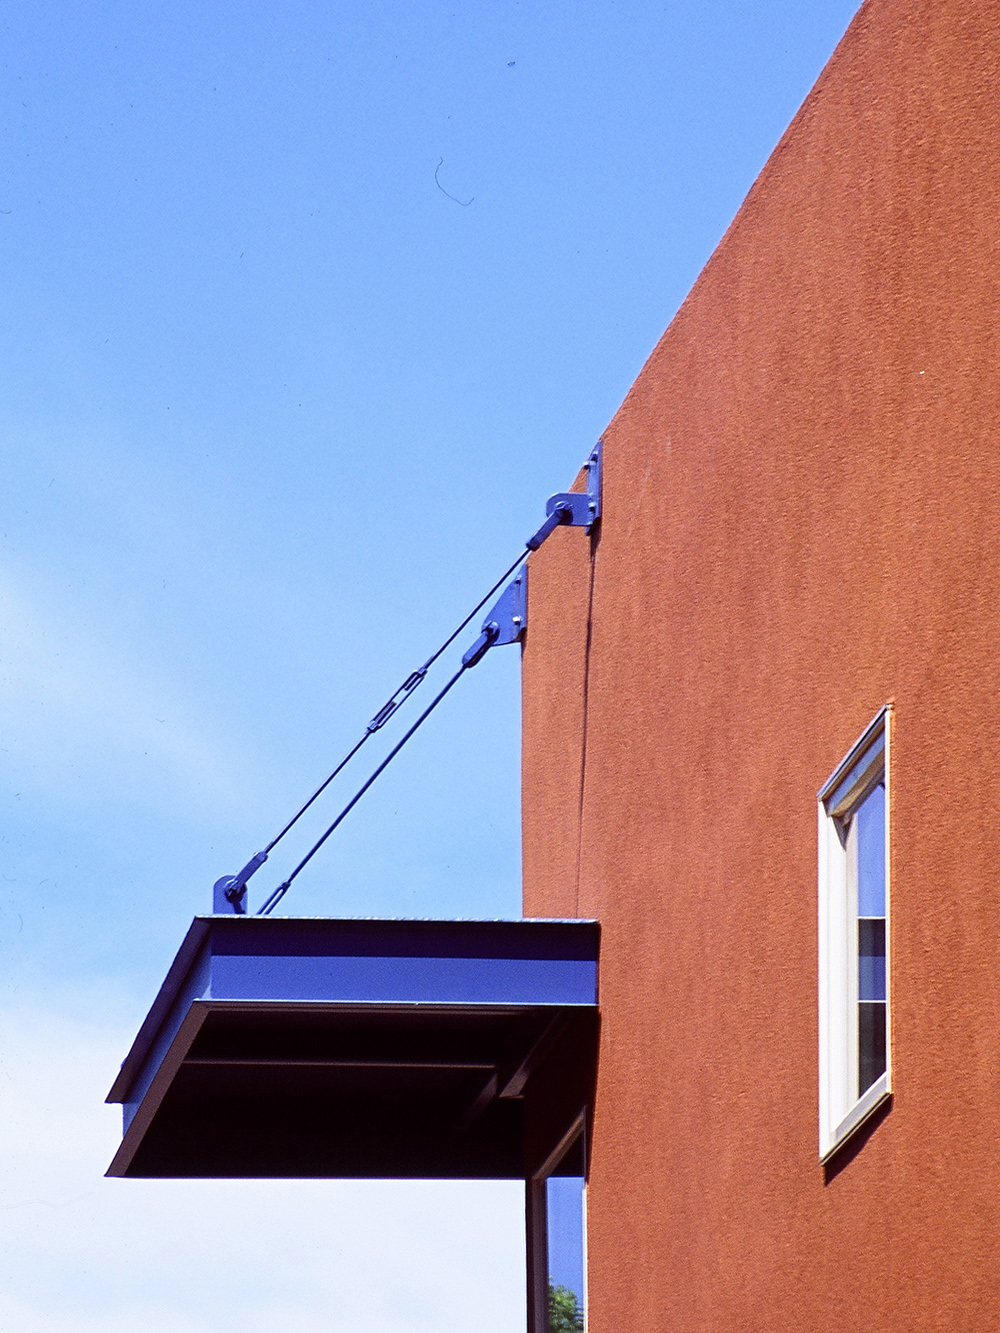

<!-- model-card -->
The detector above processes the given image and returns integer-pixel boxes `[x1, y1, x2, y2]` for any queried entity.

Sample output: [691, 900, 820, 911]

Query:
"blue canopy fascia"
[107, 915, 599, 1180]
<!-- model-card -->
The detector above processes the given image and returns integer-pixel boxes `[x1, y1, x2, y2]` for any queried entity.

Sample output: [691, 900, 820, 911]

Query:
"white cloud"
[0, 996, 525, 1332]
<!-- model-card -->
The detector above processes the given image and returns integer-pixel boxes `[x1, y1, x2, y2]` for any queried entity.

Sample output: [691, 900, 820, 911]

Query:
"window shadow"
[823, 1095, 892, 1185]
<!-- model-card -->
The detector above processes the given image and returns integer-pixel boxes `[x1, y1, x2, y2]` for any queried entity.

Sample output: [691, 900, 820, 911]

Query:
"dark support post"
[526, 1176, 549, 1333]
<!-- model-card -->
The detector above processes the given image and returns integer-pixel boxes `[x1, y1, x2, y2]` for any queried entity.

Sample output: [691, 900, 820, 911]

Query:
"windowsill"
[820, 1072, 891, 1163]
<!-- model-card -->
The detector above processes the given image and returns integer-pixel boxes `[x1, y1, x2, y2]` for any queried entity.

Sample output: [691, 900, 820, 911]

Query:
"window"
[818, 707, 891, 1161]
[528, 1122, 586, 1332]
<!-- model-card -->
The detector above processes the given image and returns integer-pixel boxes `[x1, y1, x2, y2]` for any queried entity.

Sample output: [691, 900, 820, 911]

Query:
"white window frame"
[818, 706, 891, 1162]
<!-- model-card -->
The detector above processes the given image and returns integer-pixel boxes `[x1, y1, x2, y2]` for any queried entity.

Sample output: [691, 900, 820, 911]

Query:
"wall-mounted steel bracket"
[544, 441, 601, 535]
[462, 566, 527, 667]
[482, 565, 527, 647]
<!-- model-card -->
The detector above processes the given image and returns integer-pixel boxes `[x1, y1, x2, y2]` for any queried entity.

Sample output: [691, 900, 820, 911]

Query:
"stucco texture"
[521, 0, 1000, 1327]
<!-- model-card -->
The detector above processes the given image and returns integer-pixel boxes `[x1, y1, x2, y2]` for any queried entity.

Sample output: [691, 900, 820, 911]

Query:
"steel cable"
[216, 502, 575, 912]
[256, 659, 471, 915]
[259, 548, 527, 854]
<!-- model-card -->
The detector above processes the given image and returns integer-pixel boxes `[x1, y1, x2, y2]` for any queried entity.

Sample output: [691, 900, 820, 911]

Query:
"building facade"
[522, 0, 1000, 1325]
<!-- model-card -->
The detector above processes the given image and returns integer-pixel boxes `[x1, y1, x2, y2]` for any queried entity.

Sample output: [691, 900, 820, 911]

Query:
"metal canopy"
[107, 916, 599, 1179]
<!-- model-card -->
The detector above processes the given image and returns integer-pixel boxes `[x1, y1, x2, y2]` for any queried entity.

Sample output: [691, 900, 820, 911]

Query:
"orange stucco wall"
[521, 0, 1000, 1326]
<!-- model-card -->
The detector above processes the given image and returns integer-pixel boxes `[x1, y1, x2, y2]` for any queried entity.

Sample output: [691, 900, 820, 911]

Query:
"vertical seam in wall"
[574, 537, 598, 915]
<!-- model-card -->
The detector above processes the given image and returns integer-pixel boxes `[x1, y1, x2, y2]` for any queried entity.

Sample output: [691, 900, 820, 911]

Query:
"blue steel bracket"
[213, 849, 268, 914]
[481, 565, 527, 647]
[544, 441, 601, 535]
[461, 566, 527, 668]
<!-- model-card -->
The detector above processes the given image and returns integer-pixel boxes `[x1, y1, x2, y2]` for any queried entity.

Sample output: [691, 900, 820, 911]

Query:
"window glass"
[546, 1173, 584, 1329]
[852, 780, 886, 1096]
[855, 781, 886, 917]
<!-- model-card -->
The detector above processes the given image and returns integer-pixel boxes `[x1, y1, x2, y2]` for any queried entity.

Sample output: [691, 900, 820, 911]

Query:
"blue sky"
[0, 1, 859, 1327]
